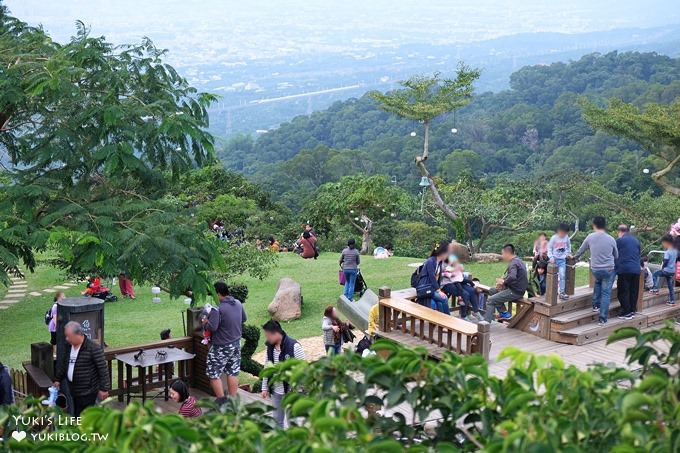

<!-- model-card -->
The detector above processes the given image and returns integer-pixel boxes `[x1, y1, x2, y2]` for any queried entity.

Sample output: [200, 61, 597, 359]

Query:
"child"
[472, 278, 486, 312]
[641, 257, 654, 291]
[441, 255, 483, 321]
[651, 234, 677, 306]
[531, 261, 548, 296]
[199, 304, 213, 345]
[441, 255, 465, 304]
[169, 380, 202, 418]
[548, 224, 571, 300]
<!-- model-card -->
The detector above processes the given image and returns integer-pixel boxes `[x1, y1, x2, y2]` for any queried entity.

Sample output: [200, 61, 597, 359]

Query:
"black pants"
[617, 273, 640, 316]
[72, 392, 97, 417]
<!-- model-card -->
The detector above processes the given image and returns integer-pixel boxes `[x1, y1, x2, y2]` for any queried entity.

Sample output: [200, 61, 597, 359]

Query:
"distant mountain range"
[203, 25, 680, 137]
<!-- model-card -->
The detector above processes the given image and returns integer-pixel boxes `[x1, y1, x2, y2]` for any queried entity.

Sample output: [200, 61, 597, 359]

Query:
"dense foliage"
[0, 8, 226, 298]
[222, 52, 679, 200]
[1, 323, 677, 451]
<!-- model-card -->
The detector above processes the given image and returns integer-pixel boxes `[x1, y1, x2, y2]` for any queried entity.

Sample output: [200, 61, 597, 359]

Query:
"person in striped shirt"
[170, 380, 202, 418]
[260, 320, 305, 428]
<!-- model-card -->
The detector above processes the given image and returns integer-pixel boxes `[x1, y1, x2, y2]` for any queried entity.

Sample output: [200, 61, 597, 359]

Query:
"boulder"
[471, 253, 503, 264]
[267, 278, 302, 321]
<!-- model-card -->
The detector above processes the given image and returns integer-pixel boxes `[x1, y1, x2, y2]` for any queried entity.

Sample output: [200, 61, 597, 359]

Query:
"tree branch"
[416, 160, 458, 220]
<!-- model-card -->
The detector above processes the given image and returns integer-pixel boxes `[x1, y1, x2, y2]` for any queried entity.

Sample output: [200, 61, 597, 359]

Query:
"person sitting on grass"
[483, 244, 527, 323]
[170, 380, 201, 418]
[651, 234, 677, 307]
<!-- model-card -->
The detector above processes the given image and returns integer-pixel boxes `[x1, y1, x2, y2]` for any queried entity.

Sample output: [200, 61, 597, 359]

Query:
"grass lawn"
[0, 252, 590, 370]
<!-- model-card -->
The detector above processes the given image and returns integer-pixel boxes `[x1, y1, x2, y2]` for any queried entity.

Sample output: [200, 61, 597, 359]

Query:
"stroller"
[83, 277, 118, 302]
[353, 270, 368, 297]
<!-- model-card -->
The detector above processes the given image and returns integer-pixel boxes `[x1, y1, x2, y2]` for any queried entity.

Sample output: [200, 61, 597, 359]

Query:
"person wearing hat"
[260, 320, 305, 428]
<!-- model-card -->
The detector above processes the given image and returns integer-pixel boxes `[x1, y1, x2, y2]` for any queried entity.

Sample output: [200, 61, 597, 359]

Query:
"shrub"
[228, 283, 249, 303]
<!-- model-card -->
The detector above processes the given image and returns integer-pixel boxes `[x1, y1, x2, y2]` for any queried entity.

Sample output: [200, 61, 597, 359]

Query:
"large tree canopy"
[0, 7, 224, 298]
[370, 67, 480, 223]
[582, 98, 680, 195]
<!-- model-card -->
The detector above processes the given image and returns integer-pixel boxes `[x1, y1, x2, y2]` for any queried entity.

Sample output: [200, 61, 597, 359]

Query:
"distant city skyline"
[6, 0, 680, 66]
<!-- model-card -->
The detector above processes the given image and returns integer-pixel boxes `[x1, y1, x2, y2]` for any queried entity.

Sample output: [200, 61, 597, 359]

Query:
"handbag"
[416, 284, 434, 299]
[339, 269, 346, 285]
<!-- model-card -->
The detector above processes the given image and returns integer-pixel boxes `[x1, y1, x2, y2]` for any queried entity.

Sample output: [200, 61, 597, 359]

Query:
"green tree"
[303, 174, 406, 254]
[370, 67, 480, 222]
[582, 98, 680, 195]
[0, 10, 221, 299]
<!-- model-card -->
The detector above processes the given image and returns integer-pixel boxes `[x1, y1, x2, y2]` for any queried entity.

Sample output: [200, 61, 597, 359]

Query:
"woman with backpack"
[416, 242, 451, 314]
[47, 292, 65, 352]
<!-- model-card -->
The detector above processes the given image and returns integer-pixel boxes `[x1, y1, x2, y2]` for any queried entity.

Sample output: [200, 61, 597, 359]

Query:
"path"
[0, 275, 78, 310]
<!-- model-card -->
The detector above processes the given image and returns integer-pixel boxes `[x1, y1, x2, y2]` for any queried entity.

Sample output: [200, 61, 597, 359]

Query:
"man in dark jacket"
[54, 321, 110, 416]
[616, 225, 641, 319]
[0, 361, 14, 405]
[483, 244, 528, 322]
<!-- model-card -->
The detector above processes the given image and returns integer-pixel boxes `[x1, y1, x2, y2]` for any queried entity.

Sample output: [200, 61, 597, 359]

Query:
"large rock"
[267, 278, 302, 321]
[471, 253, 503, 263]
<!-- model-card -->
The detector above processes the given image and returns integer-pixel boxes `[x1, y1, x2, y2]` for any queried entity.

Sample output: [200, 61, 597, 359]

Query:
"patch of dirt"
[252, 335, 351, 364]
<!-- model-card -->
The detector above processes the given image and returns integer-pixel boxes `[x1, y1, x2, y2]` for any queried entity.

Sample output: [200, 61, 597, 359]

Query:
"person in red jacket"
[300, 231, 318, 259]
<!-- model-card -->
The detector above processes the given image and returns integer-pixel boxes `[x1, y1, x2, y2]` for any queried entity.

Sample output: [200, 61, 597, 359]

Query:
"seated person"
[81, 276, 102, 296]
[170, 380, 201, 418]
[530, 261, 548, 296]
[483, 244, 527, 323]
[440, 255, 482, 321]
[641, 257, 654, 291]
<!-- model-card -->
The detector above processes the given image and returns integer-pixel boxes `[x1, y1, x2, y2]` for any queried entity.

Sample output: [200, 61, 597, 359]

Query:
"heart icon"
[11, 431, 27, 442]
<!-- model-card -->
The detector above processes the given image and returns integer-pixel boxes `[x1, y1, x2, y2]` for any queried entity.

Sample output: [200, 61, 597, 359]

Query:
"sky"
[5, 0, 680, 66]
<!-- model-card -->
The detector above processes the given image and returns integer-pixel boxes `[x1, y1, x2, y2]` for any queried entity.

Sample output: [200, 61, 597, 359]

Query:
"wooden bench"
[378, 297, 490, 359]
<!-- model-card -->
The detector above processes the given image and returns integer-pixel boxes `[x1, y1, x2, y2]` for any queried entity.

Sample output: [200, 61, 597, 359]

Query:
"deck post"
[636, 272, 645, 312]
[378, 287, 391, 299]
[378, 287, 391, 332]
[565, 257, 576, 295]
[545, 262, 559, 306]
[477, 321, 491, 361]
[588, 261, 595, 288]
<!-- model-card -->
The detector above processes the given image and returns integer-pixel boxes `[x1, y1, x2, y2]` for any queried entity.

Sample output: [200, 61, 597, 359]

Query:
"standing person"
[340, 239, 361, 301]
[54, 321, 110, 416]
[300, 231, 318, 259]
[322, 306, 344, 355]
[532, 233, 549, 269]
[48, 292, 66, 352]
[615, 225, 641, 320]
[572, 216, 619, 326]
[0, 360, 14, 405]
[202, 282, 247, 402]
[169, 380, 202, 418]
[417, 242, 451, 314]
[651, 234, 678, 307]
[118, 272, 136, 300]
[483, 244, 527, 322]
[260, 320, 305, 428]
[547, 224, 571, 300]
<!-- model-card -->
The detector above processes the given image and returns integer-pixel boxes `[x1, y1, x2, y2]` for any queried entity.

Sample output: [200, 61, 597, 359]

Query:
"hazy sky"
[5, 0, 680, 66]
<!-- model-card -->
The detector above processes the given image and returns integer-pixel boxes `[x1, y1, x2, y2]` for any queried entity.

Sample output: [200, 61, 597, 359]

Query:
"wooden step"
[533, 285, 619, 317]
[553, 315, 648, 345]
[551, 301, 622, 331]
[643, 303, 680, 326]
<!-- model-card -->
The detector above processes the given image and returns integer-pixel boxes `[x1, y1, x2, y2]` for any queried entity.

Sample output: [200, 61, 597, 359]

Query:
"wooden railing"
[377, 288, 490, 360]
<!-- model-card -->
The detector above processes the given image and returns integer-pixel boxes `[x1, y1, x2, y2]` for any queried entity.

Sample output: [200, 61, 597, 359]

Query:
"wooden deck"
[106, 386, 268, 413]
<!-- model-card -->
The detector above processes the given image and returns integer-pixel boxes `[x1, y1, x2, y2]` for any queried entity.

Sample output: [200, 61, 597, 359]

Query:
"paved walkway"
[0, 275, 78, 309]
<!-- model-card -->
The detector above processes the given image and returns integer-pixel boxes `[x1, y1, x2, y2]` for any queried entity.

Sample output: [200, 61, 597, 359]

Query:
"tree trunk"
[476, 222, 492, 253]
[360, 214, 373, 255]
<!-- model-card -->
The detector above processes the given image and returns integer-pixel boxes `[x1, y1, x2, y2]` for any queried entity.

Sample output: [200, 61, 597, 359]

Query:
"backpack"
[410, 264, 424, 288]
[44, 306, 53, 326]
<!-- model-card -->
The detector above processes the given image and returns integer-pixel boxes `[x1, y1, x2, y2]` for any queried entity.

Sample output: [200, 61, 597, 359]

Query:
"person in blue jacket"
[615, 225, 641, 320]
[417, 242, 451, 314]
[0, 361, 14, 405]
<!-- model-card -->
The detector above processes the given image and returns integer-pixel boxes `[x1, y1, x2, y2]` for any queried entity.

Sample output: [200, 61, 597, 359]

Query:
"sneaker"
[499, 311, 512, 320]
[616, 314, 628, 320]
[598, 321, 607, 326]
[623, 314, 634, 321]
[651, 289, 659, 295]
[472, 312, 484, 321]
[666, 301, 676, 306]
[559, 293, 570, 300]
[463, 316, 475, 322]
[592, 307, 600, 312]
